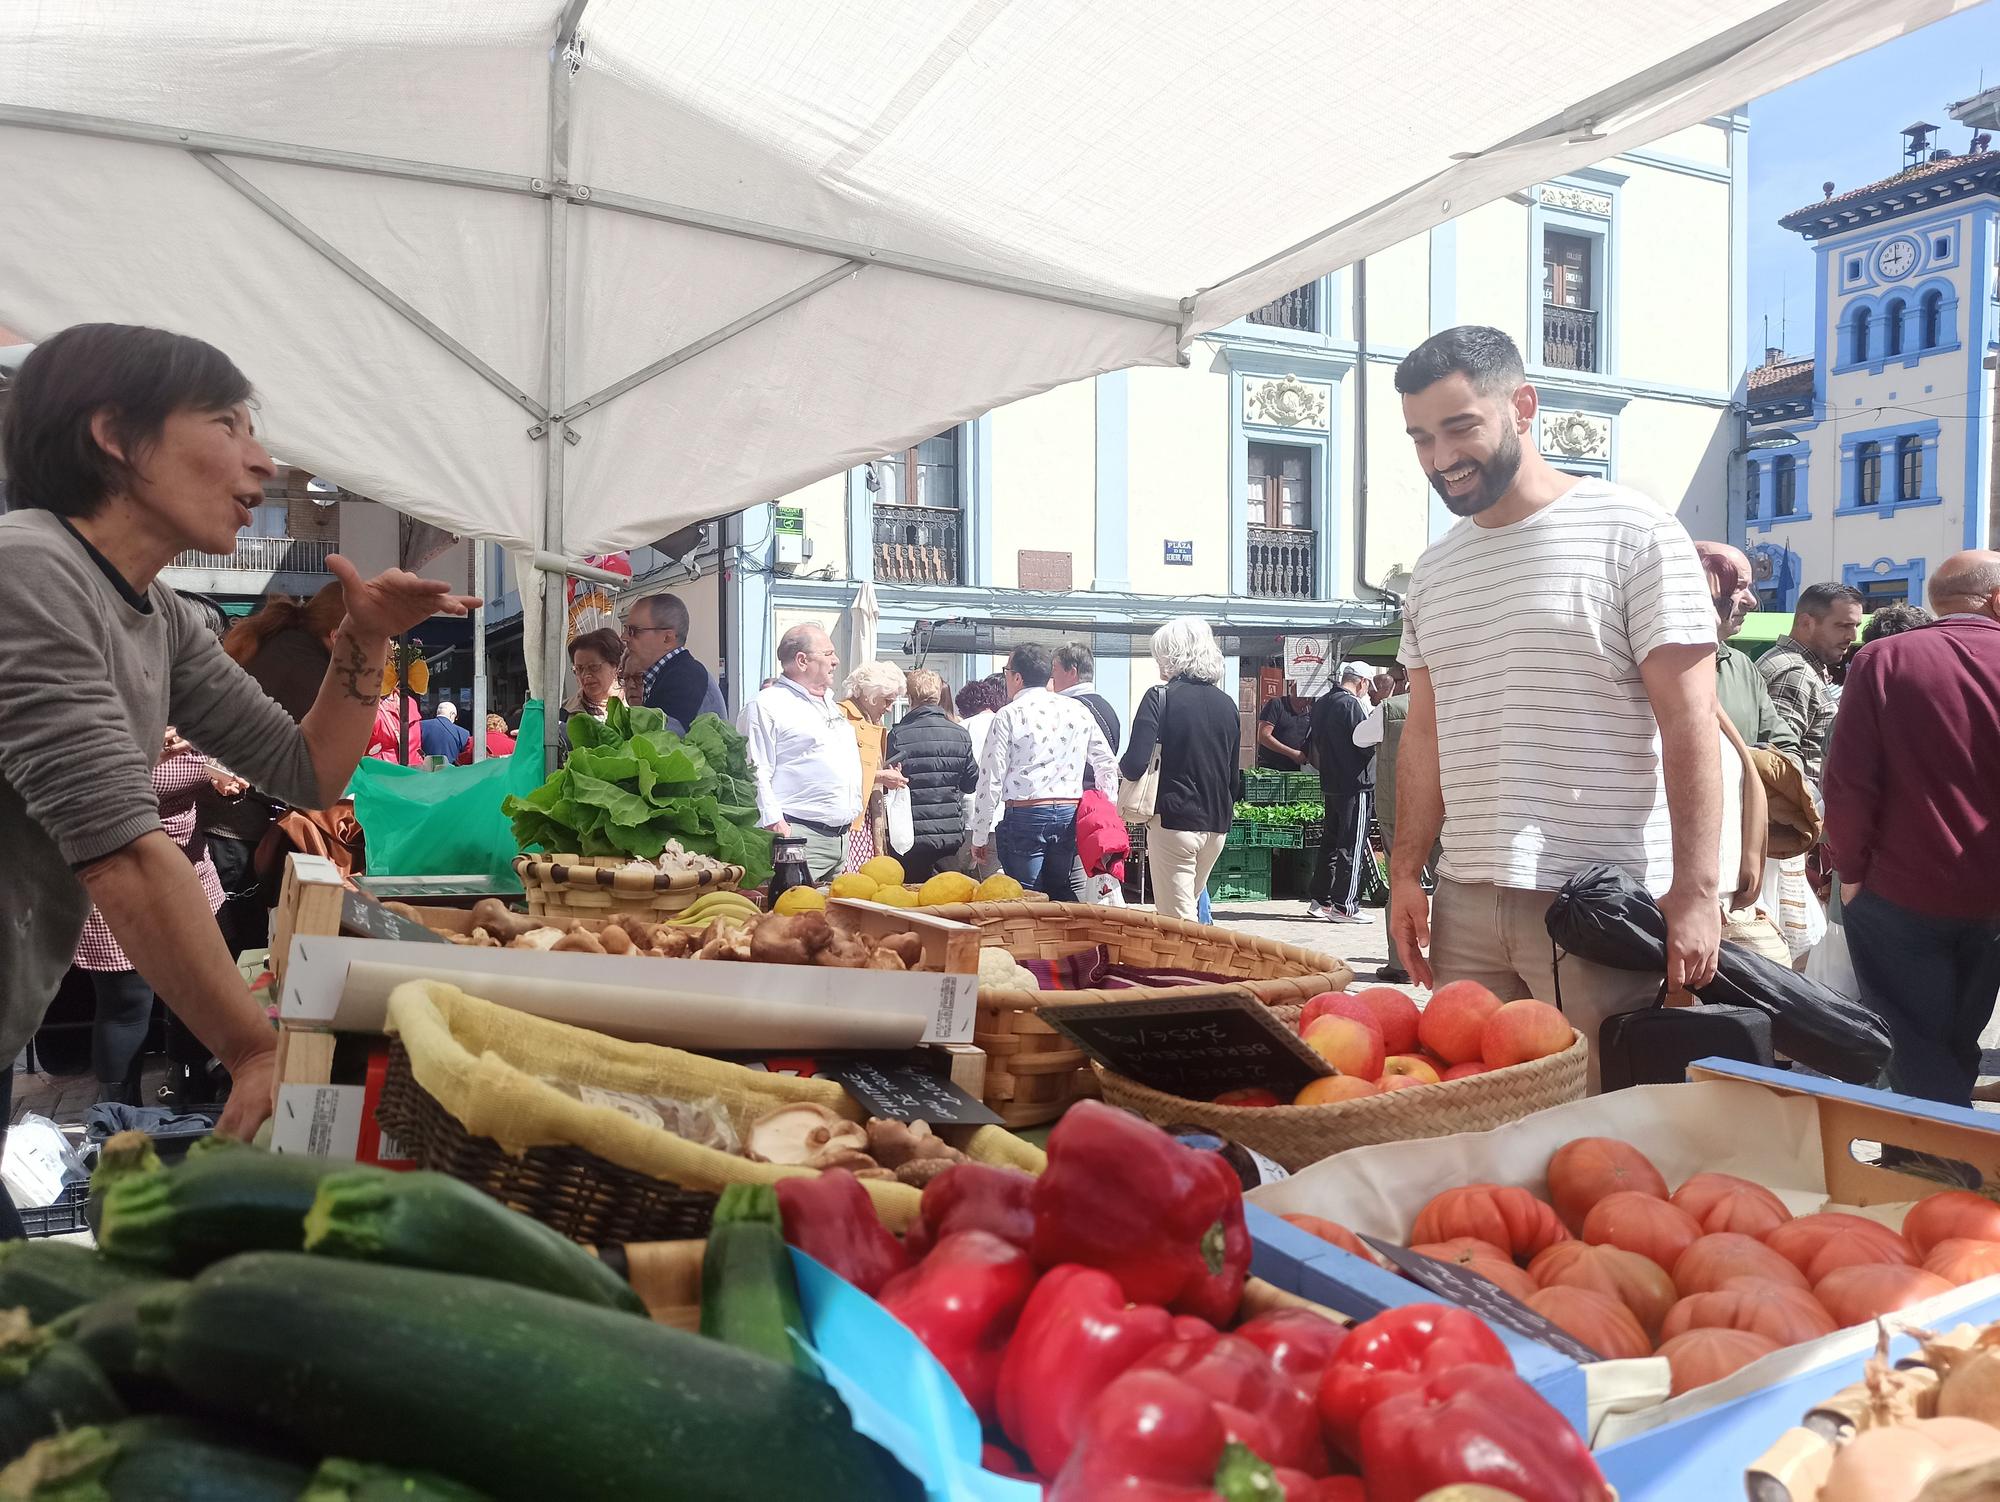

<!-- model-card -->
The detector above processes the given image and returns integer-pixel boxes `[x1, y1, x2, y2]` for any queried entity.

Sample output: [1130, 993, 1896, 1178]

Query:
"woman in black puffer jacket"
[884, 669, 977, 882]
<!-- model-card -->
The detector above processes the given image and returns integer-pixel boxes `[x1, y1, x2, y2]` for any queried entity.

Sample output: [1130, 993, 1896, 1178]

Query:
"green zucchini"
[301, 1167, 644, 1315]
[302, 1459, 492, 1501]
[96, 1146, 340, 1273]
[48, 1281, 188, 1406]
[85, 1134, 160, 1238]
[0, 1244, 166, 1326]
[700, 1183, 809, 1371]
[0, 1416, 310, 1500]
[0, 1313, 124, 1462]
[151, 1252, 909, 1502]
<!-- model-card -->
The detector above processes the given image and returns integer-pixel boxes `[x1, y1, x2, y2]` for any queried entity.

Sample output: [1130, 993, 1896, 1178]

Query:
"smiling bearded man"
[1385, 326, 1725, 1093]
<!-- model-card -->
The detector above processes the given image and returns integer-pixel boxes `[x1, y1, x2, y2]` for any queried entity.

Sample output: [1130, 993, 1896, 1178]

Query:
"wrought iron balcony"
[1247, 525, 1316, 600]
[171, 537, 335, 573]
[1246, 283, 1319, 333]
[1542, 304, 1599, 372]
[873, 504, 960, 585]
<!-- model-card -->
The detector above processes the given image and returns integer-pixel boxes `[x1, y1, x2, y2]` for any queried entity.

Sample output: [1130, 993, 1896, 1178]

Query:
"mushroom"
[866, 1118, 962, 1170]
[746, 1103, 867, 1166]
[597, 923, 635, 955]
[894, 1158, 960, 1189]
[471, 898, 543, 944]
[552, 927, 606, 954]
[512, 926, 568, 950]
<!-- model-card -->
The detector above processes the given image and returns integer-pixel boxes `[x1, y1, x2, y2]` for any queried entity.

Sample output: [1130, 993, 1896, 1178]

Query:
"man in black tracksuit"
[1308, 662, 1376, 923]
[883, 669, 978, 882]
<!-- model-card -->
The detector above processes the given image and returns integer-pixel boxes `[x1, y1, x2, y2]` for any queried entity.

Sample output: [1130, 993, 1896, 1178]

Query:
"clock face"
[1878, 239, 1918, 279]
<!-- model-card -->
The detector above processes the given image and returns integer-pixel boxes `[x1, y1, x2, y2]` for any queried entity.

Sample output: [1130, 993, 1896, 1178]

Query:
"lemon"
[827, 872, 879, 899]
[772, 885, 828, 914]
[873, 884, 920, 908]
[976, 873, 1025, 901]
[859, 855, 906, 887]
[917, 871, 979, 907]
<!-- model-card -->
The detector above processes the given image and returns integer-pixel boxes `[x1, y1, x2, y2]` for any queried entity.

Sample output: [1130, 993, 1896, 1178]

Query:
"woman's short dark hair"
[567, 626, 624, 667]
[954, 673, 1007, 718]
[1, 324, 254, 519]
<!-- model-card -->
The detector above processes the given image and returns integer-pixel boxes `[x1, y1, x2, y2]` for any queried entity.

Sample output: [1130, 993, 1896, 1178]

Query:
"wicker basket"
[512, 853, 746, 922]
[923, 902, 1354, 1129]
[376, 1040, 721, 1243]
[1096, 1030, 1589, 1172]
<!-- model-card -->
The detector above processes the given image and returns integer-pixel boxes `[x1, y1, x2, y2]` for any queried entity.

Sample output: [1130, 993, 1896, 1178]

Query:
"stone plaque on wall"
[1242, 374, 1331, 431]
[1539, 184, 1613, 217]
[1018, 550, 1074, 591]
[1539, 410, 1612, 463]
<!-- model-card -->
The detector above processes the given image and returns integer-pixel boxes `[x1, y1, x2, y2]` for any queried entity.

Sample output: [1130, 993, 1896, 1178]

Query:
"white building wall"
[1124, 358, 1233, 598]
[989, 380, 1097, 590]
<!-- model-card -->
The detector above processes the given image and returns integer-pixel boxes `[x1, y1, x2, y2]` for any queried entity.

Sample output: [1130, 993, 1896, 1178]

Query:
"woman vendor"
[0, 323, 477, 1230]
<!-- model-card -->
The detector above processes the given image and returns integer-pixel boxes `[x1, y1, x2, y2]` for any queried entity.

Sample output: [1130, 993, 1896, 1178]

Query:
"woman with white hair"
[1119, 617, 1243, 920]
[837, 660, 910, 871]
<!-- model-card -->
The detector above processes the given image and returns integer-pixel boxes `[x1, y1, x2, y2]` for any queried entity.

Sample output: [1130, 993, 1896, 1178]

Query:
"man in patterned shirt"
[1756, 582, 1862, 784]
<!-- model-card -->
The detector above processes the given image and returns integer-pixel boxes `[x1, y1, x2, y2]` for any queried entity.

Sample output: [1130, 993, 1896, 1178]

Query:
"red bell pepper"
[905, 1162, 1037, 1260]
[1050, 1369, 1300, 1501]
[1315, 1303, 1511, 1464]
[995, 1264, 1177, 1477]
[1131, 1329, 1326, 1476]
[1231, 1310, 1348, 1402]
[1359, 1362, 1613, 1502]
[773, 1167, 909, 1295]
[878, 1229, 1036, 1423]
[1031, 1100, 1251, 1324]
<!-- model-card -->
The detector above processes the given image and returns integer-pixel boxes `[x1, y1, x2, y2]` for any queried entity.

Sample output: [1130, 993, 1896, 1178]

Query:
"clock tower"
[1738, 119, 2000, 613]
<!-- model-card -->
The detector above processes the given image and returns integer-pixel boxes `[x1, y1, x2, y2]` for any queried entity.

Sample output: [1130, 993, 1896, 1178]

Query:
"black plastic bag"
[1543, 863, 1891, 1085]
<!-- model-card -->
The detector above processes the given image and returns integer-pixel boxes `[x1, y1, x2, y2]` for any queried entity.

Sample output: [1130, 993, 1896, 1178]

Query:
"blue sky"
[1748, 3, 2000, 356]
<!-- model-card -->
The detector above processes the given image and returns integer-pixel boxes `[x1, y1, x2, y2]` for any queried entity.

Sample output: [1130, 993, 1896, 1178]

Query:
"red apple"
[1348, 986, 1421, 1054]
[1294, 1075, 1380, 1105]
[1417, 980, 1505, 1064]
[1298, 992, 1386, 1041]
[1441, 1061, 1492, 1081]
[1379, 1055, 1441, 1085]
[1212, 1087, 1281, 1108]
[1480, 998, 1573, 1067]
[1377, 1075, 1428, 1092]
[1304, 1015, 1387, 1082]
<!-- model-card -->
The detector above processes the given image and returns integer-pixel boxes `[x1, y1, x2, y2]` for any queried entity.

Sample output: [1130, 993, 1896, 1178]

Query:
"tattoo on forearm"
[332, 631, 376, 705]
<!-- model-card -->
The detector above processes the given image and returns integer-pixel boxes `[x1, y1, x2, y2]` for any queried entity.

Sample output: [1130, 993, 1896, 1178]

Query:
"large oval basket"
[922, 901, 1354, 1128]
[513, 853, 746, 923]
[1097, 1030, 1590, 1172]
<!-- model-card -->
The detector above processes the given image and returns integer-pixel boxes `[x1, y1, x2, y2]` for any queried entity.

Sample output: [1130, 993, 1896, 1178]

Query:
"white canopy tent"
[0, 0, 1970, 709]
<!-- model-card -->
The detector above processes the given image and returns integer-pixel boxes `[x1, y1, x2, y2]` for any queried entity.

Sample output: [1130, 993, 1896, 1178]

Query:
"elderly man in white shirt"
[737, 621, 863, 882]
[971, 643, 1120, 899]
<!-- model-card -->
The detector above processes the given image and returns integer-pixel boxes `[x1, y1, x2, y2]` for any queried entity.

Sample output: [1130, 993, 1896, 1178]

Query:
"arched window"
[1852, 306, 1872, 362]
[1921, 289, 1945, 349]
[1884, 298, 1906, 357]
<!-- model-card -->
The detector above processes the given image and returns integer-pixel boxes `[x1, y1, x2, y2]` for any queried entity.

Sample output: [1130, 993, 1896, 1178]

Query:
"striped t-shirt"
[1400, 479, 1717, 894]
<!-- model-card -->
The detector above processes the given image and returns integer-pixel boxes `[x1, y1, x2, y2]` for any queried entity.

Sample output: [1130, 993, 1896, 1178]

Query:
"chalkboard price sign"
[339, 887, 448, 946]
[1036, 989, 1331, 1101]
[1360, 1235, 1606, 1363]
[824, 1058, 1004, 1127]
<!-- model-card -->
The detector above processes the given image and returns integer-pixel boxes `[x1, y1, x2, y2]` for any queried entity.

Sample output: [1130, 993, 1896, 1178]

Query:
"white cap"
[437, 701, 459, 721]
[1338, 661, 1370, 683]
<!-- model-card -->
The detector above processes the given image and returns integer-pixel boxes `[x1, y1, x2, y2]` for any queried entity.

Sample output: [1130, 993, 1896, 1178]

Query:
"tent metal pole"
[539, 0, 591, 771]
[563, 260, 864, 421]
[471, 541, 488, 763]
[191, 152, 549, 422]
[0, 101, 1182, 331]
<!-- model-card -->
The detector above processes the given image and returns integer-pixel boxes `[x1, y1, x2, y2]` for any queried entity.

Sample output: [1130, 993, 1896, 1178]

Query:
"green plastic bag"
[350, 702, 546, 890]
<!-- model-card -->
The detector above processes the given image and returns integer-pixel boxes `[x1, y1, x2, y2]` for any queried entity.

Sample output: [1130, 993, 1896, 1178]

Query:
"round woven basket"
[513, 853, 747, 922]
[922, 901, 1354, 1129]
[1096, 1030, 1589, 1172]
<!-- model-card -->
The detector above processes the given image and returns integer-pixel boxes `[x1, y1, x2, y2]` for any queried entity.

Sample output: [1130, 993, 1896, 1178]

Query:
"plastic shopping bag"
[350, 701, 546, 889]
[1758, 854, 1827, 962]
[883, 786, 915, 854]
[1803, 885, 1862, 1004]
[1082, 871, 1127, 907]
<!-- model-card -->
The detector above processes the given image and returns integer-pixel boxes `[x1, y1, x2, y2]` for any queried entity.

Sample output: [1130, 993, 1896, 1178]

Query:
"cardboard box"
[1245, 1058, 2000, 1454]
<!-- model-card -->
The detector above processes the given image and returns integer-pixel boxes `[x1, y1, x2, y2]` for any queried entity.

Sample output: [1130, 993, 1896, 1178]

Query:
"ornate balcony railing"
[873, 504, 960, 585]
[1247, 525, 1316, 600]
[171, 537, 335, 573]
[1246, 283, 1319, 332]
[1542, 304, 1599, 372]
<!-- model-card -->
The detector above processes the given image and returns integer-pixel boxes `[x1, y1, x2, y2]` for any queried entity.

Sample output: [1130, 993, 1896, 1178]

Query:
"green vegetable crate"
[1205, 846, 1272, 903]
[1230, 822, 1302, 850]
[1241, 769, 1318, 805]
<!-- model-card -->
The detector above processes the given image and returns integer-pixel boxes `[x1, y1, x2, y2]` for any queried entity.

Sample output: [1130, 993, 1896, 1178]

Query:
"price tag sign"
[1361, 1236, 1606, 1363]
[824, 1058, 1003, 1127]
[1037, 990, 1330, 1101]
[338, 887, 448, 945]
